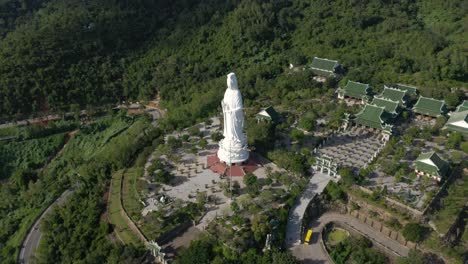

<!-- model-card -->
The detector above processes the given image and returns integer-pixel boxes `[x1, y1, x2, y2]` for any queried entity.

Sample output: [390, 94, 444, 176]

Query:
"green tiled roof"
[443, 110, 468, 137]
[310, 57, 338, 76]
[256, 106, 281, 122]
[456, 100, 468, 112]
[395, 84, 418, 95]
[354, 104, 392, 132]
[379, 87, 407, 105]
[372, 97, 399, 115]
[342, 80, 371, 99]
[414, 152, 449, 178]
[413, 96, 447, 117]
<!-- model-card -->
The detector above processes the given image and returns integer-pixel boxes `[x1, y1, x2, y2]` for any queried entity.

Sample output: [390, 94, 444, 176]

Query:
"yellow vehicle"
[304, 229, 313, 245]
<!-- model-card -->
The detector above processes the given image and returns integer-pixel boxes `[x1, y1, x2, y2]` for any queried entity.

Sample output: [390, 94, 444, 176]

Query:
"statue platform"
[207, 153, 262, 177]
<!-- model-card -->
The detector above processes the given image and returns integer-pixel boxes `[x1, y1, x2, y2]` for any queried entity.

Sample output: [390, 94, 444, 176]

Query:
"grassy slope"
[108, 170, 141, 245]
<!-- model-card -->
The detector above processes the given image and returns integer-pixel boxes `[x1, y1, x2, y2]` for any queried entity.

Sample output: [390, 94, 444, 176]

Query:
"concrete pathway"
[285, 172, 332, 247]
[290, 212, 410, 263]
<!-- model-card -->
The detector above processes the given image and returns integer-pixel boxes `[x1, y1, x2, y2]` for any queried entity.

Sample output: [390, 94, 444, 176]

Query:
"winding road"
[285, 172, 410, 263]
[19, 189, 74, 264]
[289, 212, 410, 263]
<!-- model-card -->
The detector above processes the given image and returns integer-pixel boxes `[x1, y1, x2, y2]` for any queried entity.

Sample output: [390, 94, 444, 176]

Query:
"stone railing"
[355, 185, 423, 221]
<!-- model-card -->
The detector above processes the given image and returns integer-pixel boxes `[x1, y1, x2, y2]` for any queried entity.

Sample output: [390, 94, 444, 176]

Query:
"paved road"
[286, 172, 332, 247]
[19, 189, 73, 264]
[290, 212, 410, 264]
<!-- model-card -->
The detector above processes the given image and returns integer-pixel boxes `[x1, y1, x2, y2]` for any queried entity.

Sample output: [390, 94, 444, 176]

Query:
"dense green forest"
[0, 0, 466, 123]
[0, 0, 467, 263]
[0, 114, 159, 263]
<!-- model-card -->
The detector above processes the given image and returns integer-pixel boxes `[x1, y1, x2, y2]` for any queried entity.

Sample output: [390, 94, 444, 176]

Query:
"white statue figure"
[217, 72, 249, 164]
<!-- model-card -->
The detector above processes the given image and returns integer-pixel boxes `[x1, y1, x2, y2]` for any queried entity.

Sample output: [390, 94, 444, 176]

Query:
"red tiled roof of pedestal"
[207, 153, 262, 177]
[207, 155, 220, 167]
[226, 166, 244, 177]
[211, 163, 226, 175]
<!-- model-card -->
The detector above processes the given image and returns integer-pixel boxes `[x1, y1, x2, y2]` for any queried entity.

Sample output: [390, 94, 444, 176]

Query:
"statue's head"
[227, 72, 238, 90]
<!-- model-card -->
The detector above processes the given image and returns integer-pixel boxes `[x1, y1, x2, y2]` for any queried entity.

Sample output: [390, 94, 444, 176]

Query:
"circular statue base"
[207, 152, 262, 177]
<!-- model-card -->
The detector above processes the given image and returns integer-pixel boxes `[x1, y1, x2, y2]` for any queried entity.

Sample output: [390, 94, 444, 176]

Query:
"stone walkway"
[285, 172, 332, 247]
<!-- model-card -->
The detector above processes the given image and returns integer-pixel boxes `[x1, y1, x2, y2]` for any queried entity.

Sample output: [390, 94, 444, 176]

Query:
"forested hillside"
[0, 0, 466, 123]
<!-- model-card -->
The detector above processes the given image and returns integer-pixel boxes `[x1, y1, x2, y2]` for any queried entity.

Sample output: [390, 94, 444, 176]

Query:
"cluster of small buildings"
[309, 57, 467, 182]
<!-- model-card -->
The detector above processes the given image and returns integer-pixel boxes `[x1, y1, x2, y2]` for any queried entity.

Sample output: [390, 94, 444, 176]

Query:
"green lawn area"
[327, 228, 348, 245]
[122, 167, 145, 222]
[108, 170, 141, 246]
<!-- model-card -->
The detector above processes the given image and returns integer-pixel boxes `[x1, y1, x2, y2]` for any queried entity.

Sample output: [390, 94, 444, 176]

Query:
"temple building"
[414, 151, 449, 182]
[456, 100, 468, 112]
[310, 57, 340, 81]
[371, 97, 401, 117]
[343, 104, 393, 140]
[395, 84, 419, 97]
[337, 80, 372, 104]
[443, 110, 468, 137]
[255, 106, 281, 123]
[412, 96, 447, 118]
[376, 86, 409, 107]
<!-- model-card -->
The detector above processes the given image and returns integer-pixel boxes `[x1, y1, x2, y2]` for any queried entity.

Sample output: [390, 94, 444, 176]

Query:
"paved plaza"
[316, 127, 385, 169]
[143, 116, 282, 230]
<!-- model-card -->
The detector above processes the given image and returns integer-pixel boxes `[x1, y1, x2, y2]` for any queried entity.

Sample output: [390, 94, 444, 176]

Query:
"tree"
[298, 112, 316, 132]
[188, 126, 201, 137]
[446, 132, 462, 149]
[324, 181, 345, 201]
[397, 249, 444, 264]
[210, 132, 223, 142]
[290, 129, 304, 143]
[198, 138, 208, 149]
[251, 214, 269, 242]
[167, 136, 182, 149]
[444, 92, 462, 108]
[461, 141, 468, 154]
[196, 191, 207, 206]
[246, 120, 274, 153]
[230, 201, 240, 213]
[175, 239, 214, 264]
[402, 223, 428, 242]
[232, 180, 240, 195]
[243, 173, 260, 195]
[339, 168, 360, 186]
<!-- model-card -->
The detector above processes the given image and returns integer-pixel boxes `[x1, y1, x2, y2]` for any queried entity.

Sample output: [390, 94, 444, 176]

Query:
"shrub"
[402, 223, 428, 242]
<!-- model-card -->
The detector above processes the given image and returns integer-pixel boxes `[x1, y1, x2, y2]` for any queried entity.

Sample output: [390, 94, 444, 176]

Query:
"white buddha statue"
[217, 72, 249, 164]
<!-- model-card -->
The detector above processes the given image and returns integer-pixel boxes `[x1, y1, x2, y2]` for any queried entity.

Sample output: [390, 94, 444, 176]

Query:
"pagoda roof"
[395, 84, 419, 96]
[378, 86, 407, 105]
[353, 104, 393, 132]
[412, 96, 447, 117]
[340, 80, 371, 99]
[443, 110, 468, 137]
[414, 151, 449, 178]
[456, 100, 468, 112]
[310, 57, 338, 77]
[371, 97, 400, 115]
[256, 106, 281, 122]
